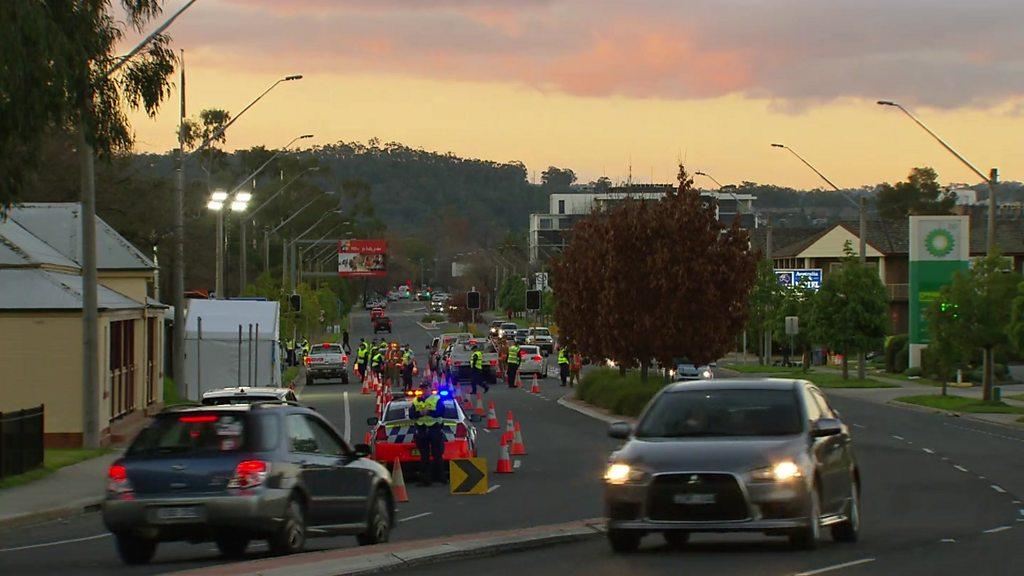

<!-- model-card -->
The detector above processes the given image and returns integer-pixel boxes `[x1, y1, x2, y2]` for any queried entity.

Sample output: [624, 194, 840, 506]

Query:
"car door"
[810, 387, 853, 512]
[802, 386, 844, 513]
[286, 413, 340, 526]
[304, 415, 374, 525]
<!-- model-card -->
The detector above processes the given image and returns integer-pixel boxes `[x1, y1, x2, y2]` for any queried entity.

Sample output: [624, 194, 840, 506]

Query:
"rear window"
[459, 341, 496, 353]
[202, 394, 279, 405]
[312, 344, 342, 354]
[532, 329, 550, 336]
[520, 346, 539, 354]
[128, 412, 249, 456]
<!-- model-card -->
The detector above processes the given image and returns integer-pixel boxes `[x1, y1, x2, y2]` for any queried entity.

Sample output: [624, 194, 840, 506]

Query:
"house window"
[539, 218, 552, 230]
[109, 319, 136, 420]
[558, 200, 566, 215]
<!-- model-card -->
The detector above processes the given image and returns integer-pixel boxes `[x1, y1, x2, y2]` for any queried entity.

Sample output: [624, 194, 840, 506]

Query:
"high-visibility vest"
[507, 345, 520, 365]
[412, 395, 440, 426]
[357, 343, 368, 362]
[402, 351, 413, 365]
[558, 349, 570, 365]
[372, 352, 383, 368]
[470, 350, 483, 370]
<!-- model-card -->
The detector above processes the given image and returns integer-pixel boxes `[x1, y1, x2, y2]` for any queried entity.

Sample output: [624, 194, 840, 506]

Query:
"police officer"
[506, 340, 521, 388]
[408, 382, 445, 486]
[371, 345, 385, 379]
[356, 338, 369, 380]
[342, 329, 351, 354]
[300, 337, 310, 362]
[285, 337, 296, 366]
[401, 345, 416, 391]
[470, 344, 489, 394]
[558, 345, 570, 387]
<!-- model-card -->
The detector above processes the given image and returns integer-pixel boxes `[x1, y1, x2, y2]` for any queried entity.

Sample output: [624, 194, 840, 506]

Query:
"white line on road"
[794, 557, 876, 575]
[852, 423, 866, 429]
[399, 512, 433, 523]
[892, 435, 904, 440]
[487, 484, 501, 493]
[343, 391, 351, 442]
[946, 424, 1024, 444]
[991, 485, 1007, 494]
[941, 538, 956, 543]
[954, 465, 969, 472]
[513, 460, 521, 469]
[983, 526, 1012, 534]
[0, 533, 110, 553]
[922, 448, 934, 454]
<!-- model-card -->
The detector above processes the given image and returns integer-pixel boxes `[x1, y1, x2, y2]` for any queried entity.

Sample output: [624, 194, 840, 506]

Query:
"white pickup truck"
[304, 343, 349, 385]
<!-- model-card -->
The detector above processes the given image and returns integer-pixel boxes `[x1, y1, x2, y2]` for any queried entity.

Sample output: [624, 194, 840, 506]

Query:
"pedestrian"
[401, 345, 415, 391]
[342, 329, 351, 354]
[408, 382, 445, 486]
[506, 340, 521, 388]
[470, 343, 489, 394]
[569, 351, 583, 387]
[285, 337, 296, 367]
[558, 345, 570, 387]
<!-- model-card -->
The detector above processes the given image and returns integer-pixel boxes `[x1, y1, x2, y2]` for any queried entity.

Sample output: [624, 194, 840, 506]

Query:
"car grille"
[647, 473, 749, 522]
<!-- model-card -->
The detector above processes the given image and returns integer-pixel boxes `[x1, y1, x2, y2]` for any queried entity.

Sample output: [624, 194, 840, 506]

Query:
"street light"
[208, 189, 250, 298]
[695, 171, 750, 221]
[877, 100, 998, 255]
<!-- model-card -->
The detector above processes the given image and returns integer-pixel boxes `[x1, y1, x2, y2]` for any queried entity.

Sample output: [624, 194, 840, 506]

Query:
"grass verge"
[1005, 393, 1024, 402]
[776, 372, 898, 389]
[0, 448, 111, 490]
[723, 363, 805, 374]
[577, 368, 667, 418]
[894, 395, 1024, 414]
[162, 377, 191, 406]
[282, 366, 300, 386]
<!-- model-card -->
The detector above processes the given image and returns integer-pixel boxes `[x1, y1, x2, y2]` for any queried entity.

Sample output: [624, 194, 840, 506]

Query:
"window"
[306, 416, 347, 456]
[539, 218, 552, 230]
[801, 387, 823, 422]
[809, 388, 835, 418]
[288, 414, 319, 453]
[558, 200, 566, 214]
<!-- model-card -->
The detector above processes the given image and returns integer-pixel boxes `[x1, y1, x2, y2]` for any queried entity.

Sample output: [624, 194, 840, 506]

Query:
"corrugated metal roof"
[8, 203, 155, 270]
[0, 218, 79, 268]
[0, 269, 142, 311]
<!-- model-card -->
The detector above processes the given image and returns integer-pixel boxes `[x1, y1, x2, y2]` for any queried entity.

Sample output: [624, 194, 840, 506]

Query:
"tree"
[498, 276, 526, 313]
[773, 285, 816, 366]
[590, 176, 612, 192]
[935, 254, 1017, 400]
[541, 166, 576, 190]
[179, 108, 232, 190]
[746, 260, 786, 365]
[1, 1, 177, 215]
[809, 243, 888, 379]
[876, 167, 956, 221]
[552, 166, 757, 381]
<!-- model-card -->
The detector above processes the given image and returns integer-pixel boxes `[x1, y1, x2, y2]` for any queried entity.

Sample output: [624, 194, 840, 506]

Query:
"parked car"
[202, 387, 298, 405]
[387, 291, 399, 302]
[603, 379, 860, 553]
[527, 327, 554, 355]
[102, 403, 395, 565]
[305, 343, 349, 385]
[516, 345, 548, 378]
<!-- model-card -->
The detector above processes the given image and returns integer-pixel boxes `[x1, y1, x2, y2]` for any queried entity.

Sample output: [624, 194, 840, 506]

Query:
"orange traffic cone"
[475, 394, 486, 416]
[496, 436, 513, 474]
[530, 374, 540, 394]
[515, 372, 523, 388]
[361, 377, 370, 395]
[486, 402, 500, 429]
[462, 395, 474, 412]
[504, 410, 515, 442]
[391, 458, 409, 502]
[364, 429, 372, 445]
[511, 421, 527, 456]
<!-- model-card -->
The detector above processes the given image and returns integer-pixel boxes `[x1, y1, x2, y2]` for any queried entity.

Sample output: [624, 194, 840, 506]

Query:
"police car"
[366, 388, 479, 478]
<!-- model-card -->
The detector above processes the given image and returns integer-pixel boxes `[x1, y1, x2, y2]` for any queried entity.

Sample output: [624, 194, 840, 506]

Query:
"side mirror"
[366, 416, 379, 427]
[812, 418, 842, 438]
[608, 421, 632, 439]
[353, 443, 371, 458]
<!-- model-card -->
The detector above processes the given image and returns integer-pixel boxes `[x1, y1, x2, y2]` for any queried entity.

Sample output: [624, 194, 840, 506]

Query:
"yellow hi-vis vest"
[412, 394, 440, 426]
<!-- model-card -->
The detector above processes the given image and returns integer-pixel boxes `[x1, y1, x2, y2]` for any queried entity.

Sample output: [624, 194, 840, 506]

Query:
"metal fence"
[0, 405, 45, 479]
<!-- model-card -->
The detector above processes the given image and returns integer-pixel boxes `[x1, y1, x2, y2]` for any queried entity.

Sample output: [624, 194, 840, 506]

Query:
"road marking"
[513, 460, 521, 469]
[954, 465, 968, 472]
[399, 512, 433, 523]
[795, 557, 876, 575]
[487, 484, 501, 493]
[983, 526, 1012, 534]
[0, 533, 110, 553]
[343, 391, 351, 442]
[946, 424, 1024, 444]
[922, 448, 934, 454]
[941, 538, 956, 543]
[991, 485, 1007, 494]
[852, 423, 866, 429]
[892, 435, 904, 440]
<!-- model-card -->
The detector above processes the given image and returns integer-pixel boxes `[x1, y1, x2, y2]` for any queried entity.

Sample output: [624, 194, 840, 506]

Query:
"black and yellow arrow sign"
[449, 458, 488, 495]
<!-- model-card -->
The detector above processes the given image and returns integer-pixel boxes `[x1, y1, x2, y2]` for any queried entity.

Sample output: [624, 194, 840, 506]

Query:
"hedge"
[577, 368, 667, 418]
[885, 334, 908, 373]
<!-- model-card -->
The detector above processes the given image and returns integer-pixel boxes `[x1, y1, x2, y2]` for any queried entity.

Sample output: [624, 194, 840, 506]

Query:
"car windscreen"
[385, 399, 460, 421]
[127, 412, 249, 456]
[501, 323, 517, 330]
[635, 389, 803, 438]
[532, 329, 550, 336]
[201, 394, 278, 405]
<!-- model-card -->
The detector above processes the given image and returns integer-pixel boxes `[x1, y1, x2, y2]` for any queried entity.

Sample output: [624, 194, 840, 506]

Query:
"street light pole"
[877, 100, 998, 256]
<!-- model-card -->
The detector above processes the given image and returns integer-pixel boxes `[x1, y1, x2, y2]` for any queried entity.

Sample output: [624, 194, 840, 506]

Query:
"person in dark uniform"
[470, 344, 489, 394]
[408, 383, 445, 486]
[342, 329, 351, 354]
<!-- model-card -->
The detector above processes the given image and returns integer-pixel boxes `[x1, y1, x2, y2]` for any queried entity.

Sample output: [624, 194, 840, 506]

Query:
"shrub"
[578, 368, 665, 417]
[885, 335, 908, 373]
[905, 366, 922, 377]
[893, 340, 909, 373]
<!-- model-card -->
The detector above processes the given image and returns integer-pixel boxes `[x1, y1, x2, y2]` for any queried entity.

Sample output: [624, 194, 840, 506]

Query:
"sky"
[126, 0, 1024, 189]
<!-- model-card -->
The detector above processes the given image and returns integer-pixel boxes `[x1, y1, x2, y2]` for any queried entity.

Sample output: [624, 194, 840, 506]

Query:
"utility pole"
[79, 120, 100, 449]
[173, 50, 187, 400]
[764, 214, 773, 366]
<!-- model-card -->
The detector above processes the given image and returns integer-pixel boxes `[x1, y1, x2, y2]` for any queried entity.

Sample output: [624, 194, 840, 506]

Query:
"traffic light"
[526, 289, 541, 311]
[467, 290, 481, 310]
[290, 293, 301, 312]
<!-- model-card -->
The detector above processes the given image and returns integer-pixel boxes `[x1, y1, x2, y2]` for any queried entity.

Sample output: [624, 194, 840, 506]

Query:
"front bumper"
[102, 489, 290, 541]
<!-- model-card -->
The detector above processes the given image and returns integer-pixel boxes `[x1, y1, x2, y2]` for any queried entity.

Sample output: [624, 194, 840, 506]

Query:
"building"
[752, 215, 1024, 334]
[528, 184, 757, 263]
[0, 203, 167, 447]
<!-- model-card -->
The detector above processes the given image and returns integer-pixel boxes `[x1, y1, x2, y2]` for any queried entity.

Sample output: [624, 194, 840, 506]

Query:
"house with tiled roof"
[0, 204, 167, 447]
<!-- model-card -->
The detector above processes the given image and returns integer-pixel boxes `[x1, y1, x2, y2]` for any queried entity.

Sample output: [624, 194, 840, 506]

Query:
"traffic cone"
[462, 395, 474, 412]
[486, 402, 500, 429]
[361, 377, 370, 395]
[475, 394, 486, 416]
[530, 374, 540, 394]
[515, 372, 523, 388]
[504, 410, 515, 442]
[511, 421, 527, 456]
[496, 436, 513, 474]
[391, 458, 409, 502]
[364, 429, 372, 445]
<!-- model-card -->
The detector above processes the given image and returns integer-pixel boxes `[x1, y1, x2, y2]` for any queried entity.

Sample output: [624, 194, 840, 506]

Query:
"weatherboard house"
[0, 203, 167, 447]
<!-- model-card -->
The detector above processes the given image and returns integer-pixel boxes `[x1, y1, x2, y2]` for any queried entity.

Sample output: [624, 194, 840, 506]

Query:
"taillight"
[455, 423, 468, 438]
[342, 355, 349, 363]
[453, 360, 461, 366]
[375, 427, 388, 442]
[303, 356, 311, 366]
[107, 463, 133, 496]
[228, 460, 270, 489]
[533, 355, 542, 361]
[489, 360, 498, 366]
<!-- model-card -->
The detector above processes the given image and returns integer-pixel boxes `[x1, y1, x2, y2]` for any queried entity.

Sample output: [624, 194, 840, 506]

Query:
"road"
[1, 301, 1022, 575]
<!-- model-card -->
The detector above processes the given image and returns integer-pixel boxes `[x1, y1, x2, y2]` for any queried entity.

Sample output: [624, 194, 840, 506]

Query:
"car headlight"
[604, 463, 648, 484]
[750, 461, 803, 482]
[701, 370, 713, 379]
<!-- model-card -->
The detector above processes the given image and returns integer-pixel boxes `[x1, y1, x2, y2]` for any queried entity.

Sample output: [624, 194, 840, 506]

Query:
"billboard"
[908, 215, 969, 368]
[337, 239, 388, 277]
[774, 268, 823, 291]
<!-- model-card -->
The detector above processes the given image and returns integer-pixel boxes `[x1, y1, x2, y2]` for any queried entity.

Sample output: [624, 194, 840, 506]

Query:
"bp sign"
[908, 215, 969, 368]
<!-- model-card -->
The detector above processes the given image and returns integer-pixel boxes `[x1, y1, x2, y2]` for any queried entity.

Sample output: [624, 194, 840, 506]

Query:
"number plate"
[673, 493, 716, 505]
[156, 506, 201, 520]
[410, 449, 420, 457]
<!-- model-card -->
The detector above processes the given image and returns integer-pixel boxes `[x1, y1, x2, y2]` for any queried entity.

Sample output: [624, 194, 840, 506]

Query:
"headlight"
[750, 461, 803, 482]
[604, 463, 648, 484]
[701, 370, 713, 379]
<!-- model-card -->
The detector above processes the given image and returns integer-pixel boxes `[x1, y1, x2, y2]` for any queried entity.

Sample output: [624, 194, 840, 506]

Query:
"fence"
[0, 405, 45, 479]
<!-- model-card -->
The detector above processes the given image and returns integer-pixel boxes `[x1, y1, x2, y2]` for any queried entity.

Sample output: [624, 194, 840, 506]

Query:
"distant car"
[516, 345, 548, 378]
[373, 316, 393, 334]
[370, 307, 385, 320]
[444, 338, 499, 385]
[367, 390, 479, 478]
[202, 387, 298, 405]
[430, 301, 445, 314]
[305, 343, 349, 385]
[673, 363, 713, 381]
[498, 322, 519, 340]
[527, 327, 554, 355]
[102, 403, 395, 565]
[514, 329, 530, 345]
[488, 320, 503, 338]
[603, 379, 860, 553]
[429, 332, 471, 371]
[387, 291, 399, 302]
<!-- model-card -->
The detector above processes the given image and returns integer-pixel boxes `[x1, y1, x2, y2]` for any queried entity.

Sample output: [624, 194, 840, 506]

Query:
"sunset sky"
[127, 0, 1024, 189]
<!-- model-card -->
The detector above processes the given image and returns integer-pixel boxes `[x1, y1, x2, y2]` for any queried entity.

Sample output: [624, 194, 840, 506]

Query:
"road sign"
[534, 272, 548, 291]
[785, 316, 799, 335]
[449, 458, 488, 494]
[467, 290, 481, 310]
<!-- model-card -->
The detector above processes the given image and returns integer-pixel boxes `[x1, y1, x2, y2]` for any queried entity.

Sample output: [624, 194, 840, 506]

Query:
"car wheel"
[607, 528, 642, 553]
[357, 490, 392, 546]
[115, 533, 157, 565]
[789, 486, 822, 550]
[831, 479, 860, 543]
[215, 535, 250, 558]
[663, 531, 690, 549]
[341, 372, 350, 385]
[268, 499, 306, 555]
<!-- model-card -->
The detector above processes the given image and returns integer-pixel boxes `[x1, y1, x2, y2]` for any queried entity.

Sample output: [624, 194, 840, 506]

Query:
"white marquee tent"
[183, 299, 281, 397]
